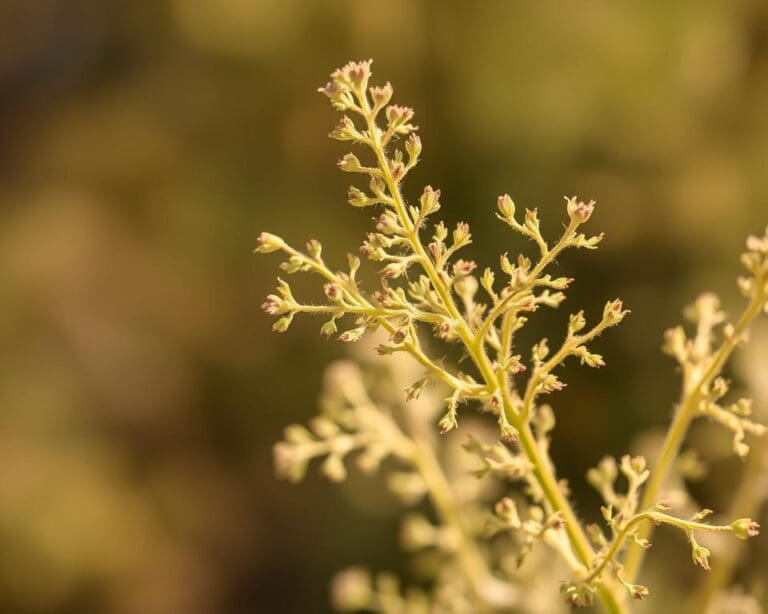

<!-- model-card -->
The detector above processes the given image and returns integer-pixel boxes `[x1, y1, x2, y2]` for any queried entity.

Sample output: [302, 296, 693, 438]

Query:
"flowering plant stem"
[260, 60, 767, 612]
[358, 85, 627, 614]
[623, 274, 768, 584]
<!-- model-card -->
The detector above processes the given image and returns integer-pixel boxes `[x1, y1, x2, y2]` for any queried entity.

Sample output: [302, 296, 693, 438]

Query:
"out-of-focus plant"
[257, 60, 768, 612]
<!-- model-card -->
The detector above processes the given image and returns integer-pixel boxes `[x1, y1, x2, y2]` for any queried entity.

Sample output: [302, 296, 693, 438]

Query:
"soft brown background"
[1, 1, 767, 612]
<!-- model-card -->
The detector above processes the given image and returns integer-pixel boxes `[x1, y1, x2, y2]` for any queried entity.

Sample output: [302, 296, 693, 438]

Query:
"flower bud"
[331, 59, 372, 91]
[380, 260, 409, 279]
[320, 319, 338, 337]
[438, 408, 458, 434]
[339, 326, 366, 343]
[691, 543, 711, 570]
[420, 186, 441, 216]
[731, 518, 760, 539]
[272, 314, 294, 333]
[329, 116, 360, 141]
[453, 221, 471, 245]
[405, 134, 422, 164]
[376, 211, 401, 235]
[603, 299, 628, 326]
[347, 186, 370, 207]
[369, 82, 393, 113]
[255, 232, 286, 253]
[433, 221, 448, 242]
[338, 153, 362, 173]
[390, 160, 405, 181]
[497, 194, 515, 221]
[385, 104, 415, 127]
[452, 259, 477, 279]
[569, 311, 586, 334]
[560, 582, 595, 608]
[318, 80, 353, 111]
[566, 196, 596, 224]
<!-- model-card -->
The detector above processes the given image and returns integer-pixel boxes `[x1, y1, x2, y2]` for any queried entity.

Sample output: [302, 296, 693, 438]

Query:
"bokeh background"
[1, 1, 768, 612]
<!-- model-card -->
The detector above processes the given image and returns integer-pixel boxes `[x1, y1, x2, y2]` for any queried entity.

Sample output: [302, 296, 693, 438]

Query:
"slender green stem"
[521, 319, 611, 422]
[478, 222, 577, 345]
[623, 282, 768, 582]
[587, 511, 734, 585]
[514, 421, 627, 614]
[693, 441, 768, 613]
[281, 245, 477, 393]
[355, 85, 627, 614]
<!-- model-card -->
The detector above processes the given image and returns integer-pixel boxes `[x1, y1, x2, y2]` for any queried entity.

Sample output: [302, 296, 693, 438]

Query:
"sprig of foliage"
[258, 60, 768, 612]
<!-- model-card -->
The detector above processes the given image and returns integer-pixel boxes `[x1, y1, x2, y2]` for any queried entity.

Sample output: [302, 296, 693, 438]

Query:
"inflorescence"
[258, 60, 768, 613]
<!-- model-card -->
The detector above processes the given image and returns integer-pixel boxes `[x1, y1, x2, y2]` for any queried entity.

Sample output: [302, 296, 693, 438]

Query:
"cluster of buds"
[662, 291, 766, 458]
[273, 362, 407, 483]
[462, 434, 533, 482]
[740, 227, 768, 305]
[699, 380, 765, 458]
[259, 61, 768, 612]
[588, 455, 650, 537]
[560, 581, 598, 607]
[489, 497, 565, 567]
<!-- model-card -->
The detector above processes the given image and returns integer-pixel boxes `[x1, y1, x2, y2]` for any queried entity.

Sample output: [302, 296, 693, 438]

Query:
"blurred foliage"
[0, 1, 767, 612]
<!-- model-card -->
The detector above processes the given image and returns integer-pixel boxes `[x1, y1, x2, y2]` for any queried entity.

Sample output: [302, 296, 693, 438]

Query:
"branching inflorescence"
[258, 60, 768, 612]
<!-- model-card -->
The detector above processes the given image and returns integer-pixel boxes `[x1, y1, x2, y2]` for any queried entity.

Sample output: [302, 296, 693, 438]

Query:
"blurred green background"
[1, 1, 767, 612]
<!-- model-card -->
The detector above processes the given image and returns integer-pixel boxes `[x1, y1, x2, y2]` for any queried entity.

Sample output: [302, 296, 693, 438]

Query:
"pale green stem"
[280, 245, 475, 394]
[693, 441, 768, 613]
[585, 511, 735, 585]
[356, 85, 627, 614]
[623, 281, 768, 583]
[478, 222, 577, 346]
[521, 319, 612, 422]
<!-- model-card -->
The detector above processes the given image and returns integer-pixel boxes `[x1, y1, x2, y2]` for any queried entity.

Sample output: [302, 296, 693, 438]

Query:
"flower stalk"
[259, 60, 767, 612]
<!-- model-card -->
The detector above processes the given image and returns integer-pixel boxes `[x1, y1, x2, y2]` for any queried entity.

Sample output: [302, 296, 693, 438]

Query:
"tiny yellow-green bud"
[497, 194, 515, 221]
[691, 543, 711, 570]
[320, 319, 338, 337]
[453, 221, 471, 245]
[272, 314, 294, 333]
[347, 186, 370, 207]
[419, 185, 441, 216]
[603, 298, 628, 325]
[405, 134, 422, 163]
[338, 153, 362, 173]
[569, 311, 586, 334]
[255, 232, 286, 254]
[329, 116, 360, 141]
[339, 326, 366, 343]
[731, 518, 760, 539]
